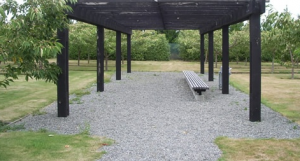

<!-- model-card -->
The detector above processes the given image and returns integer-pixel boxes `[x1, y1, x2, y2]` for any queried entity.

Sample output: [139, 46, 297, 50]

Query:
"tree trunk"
[77, 50, 81, 66]
[289, 49, 294, 79]
[271, 55, 274, 74]
[88, 53, 90, 64]
[205, 50, 208, 64]
[105, 52, 108, 71]
[245, 57, 247, 66]
[121, 52, 124, 64]
[236, 56, 239, 64]
[215, 53, 218, 68]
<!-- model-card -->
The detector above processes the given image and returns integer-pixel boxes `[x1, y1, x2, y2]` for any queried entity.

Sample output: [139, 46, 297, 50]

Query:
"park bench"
[183, 71, 209, 100]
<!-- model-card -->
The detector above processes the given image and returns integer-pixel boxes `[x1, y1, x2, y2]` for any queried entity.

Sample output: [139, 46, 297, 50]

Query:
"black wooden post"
[116, 31, 121, 80]
[249, 12, 261, 122]
[97, 26, 104, 92]
[208, 31, 214, 81]
[222, 25, 229, 94]
[200, 34, 205, 74]
[127, 34, 131, 73]
[57, 28, 69, 117]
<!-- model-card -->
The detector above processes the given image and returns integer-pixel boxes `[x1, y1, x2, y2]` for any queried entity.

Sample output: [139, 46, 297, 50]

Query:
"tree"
[69, 22, 96, 66]
[229, 26, 249, 65]
[261, 29, 283, 73]
[177, 30, 200, 61]
[213, 30, 222, 68]
[103, 29, 116, 71]
[0, 0, 76, 88]
[229, 22, 244, 33]
[261, 5, 285, 73]
[275, 11, 300, 79]
[261, 4, 277, 32]
[157, 30, 179, 43]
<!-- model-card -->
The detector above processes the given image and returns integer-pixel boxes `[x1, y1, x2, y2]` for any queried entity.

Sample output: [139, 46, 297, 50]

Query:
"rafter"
[67, 0, 265, 31]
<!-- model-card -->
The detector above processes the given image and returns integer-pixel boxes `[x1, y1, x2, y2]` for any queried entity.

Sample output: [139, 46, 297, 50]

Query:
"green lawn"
[0, 131, 114, 161]
[230, 74, 300, 124]
[0, 70, 113, 122]
[216, 137, 300, 161]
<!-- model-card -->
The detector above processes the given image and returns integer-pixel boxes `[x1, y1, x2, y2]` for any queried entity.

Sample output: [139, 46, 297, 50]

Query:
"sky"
[269, 0, 300, 18]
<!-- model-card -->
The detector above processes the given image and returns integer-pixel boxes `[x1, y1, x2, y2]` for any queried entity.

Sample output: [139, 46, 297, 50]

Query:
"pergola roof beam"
[67, 4, 132, 34]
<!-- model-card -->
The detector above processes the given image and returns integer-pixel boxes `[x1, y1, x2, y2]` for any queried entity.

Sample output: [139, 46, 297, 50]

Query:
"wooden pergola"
[57, 0, 266, 122]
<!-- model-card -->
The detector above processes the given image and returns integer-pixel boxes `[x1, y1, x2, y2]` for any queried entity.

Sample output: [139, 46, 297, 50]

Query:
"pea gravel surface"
[17, 72, 300, 161]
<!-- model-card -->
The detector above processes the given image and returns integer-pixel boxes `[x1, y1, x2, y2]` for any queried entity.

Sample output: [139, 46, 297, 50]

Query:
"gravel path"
[17, 72, 300, 161]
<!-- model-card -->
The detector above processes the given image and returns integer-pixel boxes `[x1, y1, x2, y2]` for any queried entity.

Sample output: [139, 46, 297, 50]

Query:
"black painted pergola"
[57, 0, 265, 122]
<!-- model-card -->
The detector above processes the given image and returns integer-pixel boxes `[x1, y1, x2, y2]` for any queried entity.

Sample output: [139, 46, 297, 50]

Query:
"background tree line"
[68, 23, 171, 65]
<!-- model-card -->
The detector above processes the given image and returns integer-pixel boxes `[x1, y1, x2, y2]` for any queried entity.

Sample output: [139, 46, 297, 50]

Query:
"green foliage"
[229, 22, 244, 33]
[69, 22, 97, 60]
[273, 10, 300, 78]
[261, 5, 277, 32]
[104, 29, 117, 60]
[213, 30, 223, 62]
[177, 30, 200, 61]
[157, 30, 179, 43]
[229, 25, 249, 63]
[131, 30, 170, 61]
[0, 0, 77, 88]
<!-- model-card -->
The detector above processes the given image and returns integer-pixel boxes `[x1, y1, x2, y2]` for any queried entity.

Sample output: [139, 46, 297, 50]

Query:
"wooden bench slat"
[183, 71, 209, 96]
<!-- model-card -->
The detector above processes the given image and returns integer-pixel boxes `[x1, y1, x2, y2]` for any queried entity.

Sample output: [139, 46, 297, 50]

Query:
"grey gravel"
[16, 72, 300, 161]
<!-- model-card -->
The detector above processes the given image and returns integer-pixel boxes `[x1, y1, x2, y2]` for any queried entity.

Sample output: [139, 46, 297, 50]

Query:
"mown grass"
[0, 70, 114, 122]
[230, 74, 300, 124]
[216, 137, 300, 161]
[0, 131, 114, 161]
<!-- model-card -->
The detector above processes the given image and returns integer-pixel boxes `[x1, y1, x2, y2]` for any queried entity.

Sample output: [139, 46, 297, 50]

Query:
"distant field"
[67, 59, 300, 74]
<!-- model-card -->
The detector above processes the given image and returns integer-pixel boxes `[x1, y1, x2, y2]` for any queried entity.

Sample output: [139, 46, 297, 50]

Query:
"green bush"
[131, 30, 170, 61]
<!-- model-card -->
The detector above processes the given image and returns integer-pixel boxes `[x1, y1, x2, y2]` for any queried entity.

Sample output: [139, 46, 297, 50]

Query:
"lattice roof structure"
[67, 0, 266, 34]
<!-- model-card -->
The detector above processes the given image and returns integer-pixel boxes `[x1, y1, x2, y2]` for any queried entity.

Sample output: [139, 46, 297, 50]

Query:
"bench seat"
[183, 71, 209, 96]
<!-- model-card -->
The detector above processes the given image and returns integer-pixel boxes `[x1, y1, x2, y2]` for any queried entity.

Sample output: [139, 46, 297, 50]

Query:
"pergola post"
[200, 34, 205, 74]
[127, 34, 131, 73]
[222, 25, 229, 94]
[208, 31, 214, 81]
[97, 26, 104, 92]
[116, 31, 121, 80]
[249, 12, 262, 122]
[57, 28, 69, 117]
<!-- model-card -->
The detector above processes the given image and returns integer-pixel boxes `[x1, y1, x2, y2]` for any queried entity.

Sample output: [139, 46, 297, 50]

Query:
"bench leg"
[195, 89, 206, 95]
[196, 90, 202, 95]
